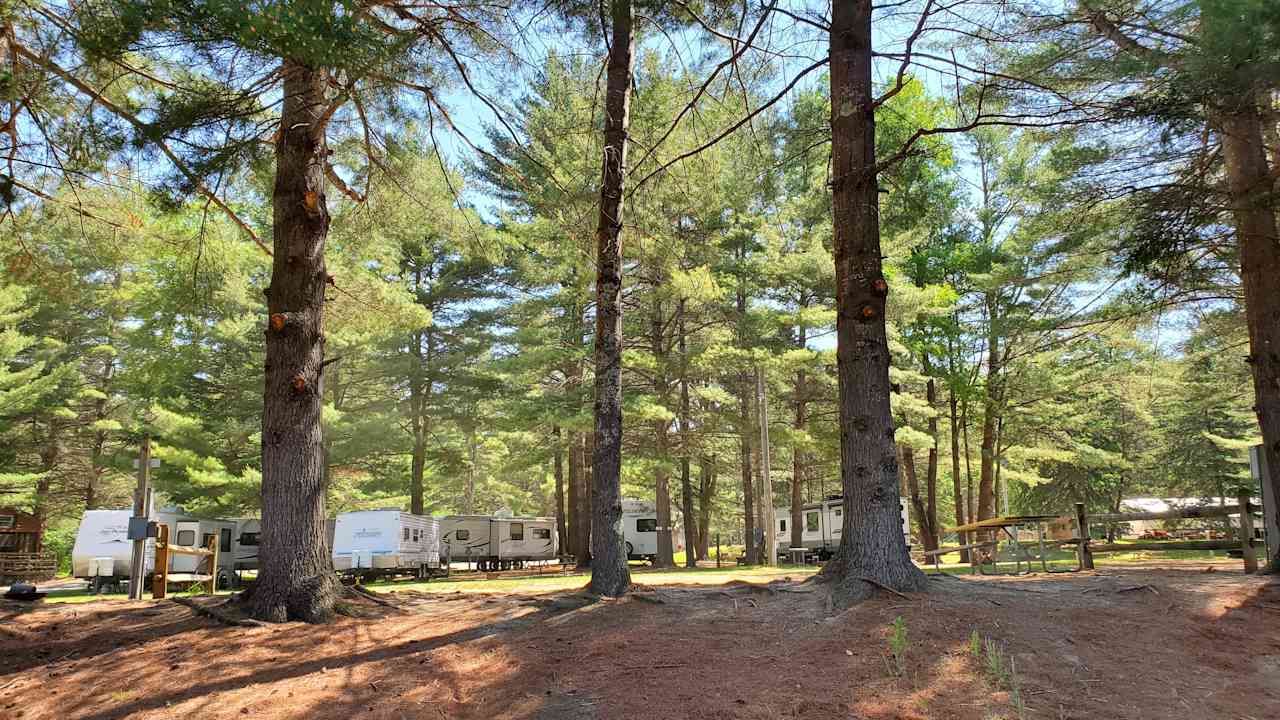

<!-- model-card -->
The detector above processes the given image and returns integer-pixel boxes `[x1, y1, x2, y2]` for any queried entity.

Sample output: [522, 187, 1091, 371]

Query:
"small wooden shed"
[0, 507, 56, 582]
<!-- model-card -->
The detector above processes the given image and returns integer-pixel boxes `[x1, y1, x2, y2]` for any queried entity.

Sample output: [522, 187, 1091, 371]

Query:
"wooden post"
[207, 533, 220, 591]
[1075, 503, 1094, 570]
[152, 523, 170, 599]
[1238, 491, 1258, 574]
[128, 433, 152, 600]
[715, 533, 721, 568]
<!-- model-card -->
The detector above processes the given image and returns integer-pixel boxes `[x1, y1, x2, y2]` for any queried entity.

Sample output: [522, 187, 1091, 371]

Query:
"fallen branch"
[1117, 584, 1159, 595]
[853, 576, 913, 601]
[349, 584, 405, 610]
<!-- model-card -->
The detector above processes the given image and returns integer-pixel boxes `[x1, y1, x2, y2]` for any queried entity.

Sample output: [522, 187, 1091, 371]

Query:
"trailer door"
[172, 521, 200, 573]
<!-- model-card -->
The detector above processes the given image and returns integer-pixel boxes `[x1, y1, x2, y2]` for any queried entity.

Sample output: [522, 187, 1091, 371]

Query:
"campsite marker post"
[127, 434, 153, 600]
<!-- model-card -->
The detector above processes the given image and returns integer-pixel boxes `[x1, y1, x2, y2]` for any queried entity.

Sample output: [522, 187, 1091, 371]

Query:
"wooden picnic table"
[931, 515, 1076, 575]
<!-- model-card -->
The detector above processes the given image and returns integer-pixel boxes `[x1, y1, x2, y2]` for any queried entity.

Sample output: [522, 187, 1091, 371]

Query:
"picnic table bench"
[924, 515, 1081, 575]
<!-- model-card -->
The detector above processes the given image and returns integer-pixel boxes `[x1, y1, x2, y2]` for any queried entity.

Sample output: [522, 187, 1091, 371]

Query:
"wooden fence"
[151, 523, 220, 599]
[0, 552, 57, 581]
[1075, 492, 1260, 573]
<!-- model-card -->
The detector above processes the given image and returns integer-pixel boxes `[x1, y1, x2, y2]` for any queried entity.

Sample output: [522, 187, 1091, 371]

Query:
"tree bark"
[1218, 97, 1280, 572]
[978, 299, 1000, 522]
[569, 430, 589, 566]
[587, 0, 633, 597]
[948, 387, 967, 562]
[901, 445, 936, 551]
[819, 0, 927, 602]
[696, 455, 715, 560]
[924, 376, 940, 551]
[553, 425, 567, 553]
[652, 296, 674, 568]
[254, 60, 339, 623]
[678, 300, 697, 567]
[739, 384, 756, 564]
[791, 365, 806, 552]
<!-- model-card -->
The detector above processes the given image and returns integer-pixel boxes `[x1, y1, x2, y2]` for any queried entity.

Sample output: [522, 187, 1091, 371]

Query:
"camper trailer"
[439, 514, 557, 571]
[71, 509, 238, 591]
[232, 518, 261, 572]
[621, 499, 685, 561]
[332, 510, 442, 580]
[772, 495, 911, 562]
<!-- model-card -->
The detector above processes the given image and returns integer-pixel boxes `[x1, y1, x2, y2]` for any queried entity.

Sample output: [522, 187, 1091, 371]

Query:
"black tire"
[625, 542, 634, 559]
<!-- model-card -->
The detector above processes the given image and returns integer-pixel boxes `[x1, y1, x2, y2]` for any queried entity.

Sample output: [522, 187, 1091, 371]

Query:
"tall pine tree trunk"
[569, 430, 589, 567]
[678, 300, 697, 568]
[652, 296, 674, 567]
[587, 0, 633, 597]
[697, 455, 715, 560]
[255, 60, 338, 623]
[553, 426, 567, 553]
[978, 302, 1000, 522]
[738, 386, 756, 564]
[948, 387, 967, 562]
[791, 369, 806, 552]
[820, 0, 927, 602]
[925, 376, 940, 551]
[1218, 97, 1280, 572]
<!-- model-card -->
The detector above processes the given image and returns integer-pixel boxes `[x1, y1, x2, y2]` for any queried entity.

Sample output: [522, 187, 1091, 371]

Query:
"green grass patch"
[363, 563, 816, 595]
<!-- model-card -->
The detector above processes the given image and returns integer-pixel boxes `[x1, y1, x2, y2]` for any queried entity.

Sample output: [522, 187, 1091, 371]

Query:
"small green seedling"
[886, 615, 908, 677]
[969, 629, 982, 657]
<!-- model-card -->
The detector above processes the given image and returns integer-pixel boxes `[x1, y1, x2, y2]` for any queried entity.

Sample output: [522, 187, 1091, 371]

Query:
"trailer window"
[403, 528, 410, 541]
[636, 518, 657, 533]
[510, 523, 524, 540]
[177, 529, 196, 546]
[805, 512, 819, 532]
[0, 515, 13, 529]
[220, 528, 232, 553]
[202, 533, 214, 549]
[533, 527, 551, 539]
[412, 528, 421, 542]
[455, 529, 470, 540]
[780, 519, 787, 532]
[239, 532, 259, 546]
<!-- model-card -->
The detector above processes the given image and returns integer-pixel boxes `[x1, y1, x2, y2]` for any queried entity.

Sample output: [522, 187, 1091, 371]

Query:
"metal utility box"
[127, 517, 157, 541]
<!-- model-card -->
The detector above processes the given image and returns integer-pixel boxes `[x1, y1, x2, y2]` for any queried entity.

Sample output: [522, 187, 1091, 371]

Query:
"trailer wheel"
[625, 542, 634, 559]
[215, 570, 231, 591]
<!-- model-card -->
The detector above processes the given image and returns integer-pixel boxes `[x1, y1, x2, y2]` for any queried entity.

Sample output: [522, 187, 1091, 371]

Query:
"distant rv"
[772, 495, 911, 561]
[331, 510, 443, 580]
[621, 499, 685, 561]
[71, 509, 249, 591]
[440, 514, 557, 571]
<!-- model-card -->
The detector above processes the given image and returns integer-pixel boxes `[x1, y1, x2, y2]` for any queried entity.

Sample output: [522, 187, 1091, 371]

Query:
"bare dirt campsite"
[3, 561, 1277, 720]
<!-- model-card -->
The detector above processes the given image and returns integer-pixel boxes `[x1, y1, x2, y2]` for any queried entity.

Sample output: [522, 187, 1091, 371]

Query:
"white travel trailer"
[439, 514, 557, 571]
[332, 510, 442, 580]
[621, 499, 685, 561]
[772, 495, 911, 562]
[232, 518, 261, 572]
[72, 509, 238, 591]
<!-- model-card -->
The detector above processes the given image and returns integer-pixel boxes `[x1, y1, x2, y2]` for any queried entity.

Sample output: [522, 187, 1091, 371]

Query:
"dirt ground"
[2, 560, 1277, 720]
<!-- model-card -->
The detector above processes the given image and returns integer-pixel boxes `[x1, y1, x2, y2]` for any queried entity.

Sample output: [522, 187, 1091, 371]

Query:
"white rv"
[232, 518, 261, 572]
[439, 514, 558, 571]
[332, 510, 442, 580]
[621, 499, 685, 561]
[71, 509, 237, 591]
[772, 495, 911, 561]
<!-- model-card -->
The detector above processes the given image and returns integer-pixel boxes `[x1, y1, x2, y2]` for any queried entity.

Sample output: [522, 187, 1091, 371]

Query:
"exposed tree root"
[172, 596, 266, 628]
